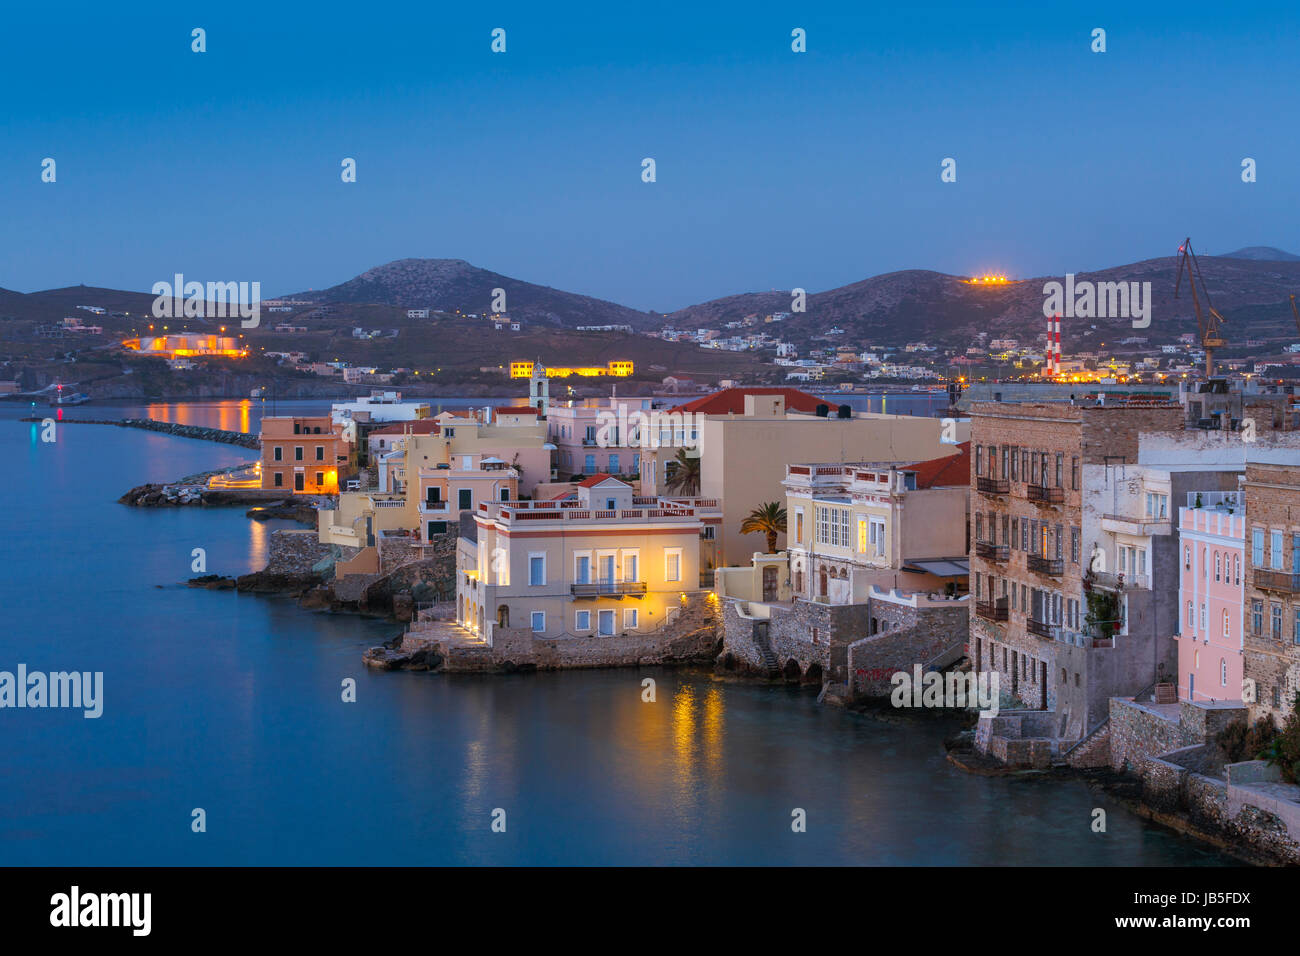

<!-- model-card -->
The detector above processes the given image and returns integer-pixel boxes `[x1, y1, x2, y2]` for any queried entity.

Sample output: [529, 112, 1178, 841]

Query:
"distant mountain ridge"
[285, 258, 661, 330]
[1221, 246, 1300, 262]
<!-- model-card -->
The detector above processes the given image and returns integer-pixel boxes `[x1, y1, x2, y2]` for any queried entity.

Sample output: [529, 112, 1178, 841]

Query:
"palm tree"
[741, 502, 787, 554]
[664, 448, 701, 496]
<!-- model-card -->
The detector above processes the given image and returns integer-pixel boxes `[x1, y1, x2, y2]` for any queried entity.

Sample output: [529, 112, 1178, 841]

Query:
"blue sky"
[3, 1, 1297, 311]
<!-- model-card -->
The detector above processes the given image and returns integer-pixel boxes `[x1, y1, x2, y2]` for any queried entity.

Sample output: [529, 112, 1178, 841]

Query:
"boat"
[48, 391, 90, 406]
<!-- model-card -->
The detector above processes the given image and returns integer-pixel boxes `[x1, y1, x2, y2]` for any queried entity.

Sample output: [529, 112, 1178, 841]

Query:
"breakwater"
[21, 416, 259, 448]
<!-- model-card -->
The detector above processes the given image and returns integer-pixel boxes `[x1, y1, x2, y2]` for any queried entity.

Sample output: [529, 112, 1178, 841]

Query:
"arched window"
[1214, 552, 1221, 581]
[1233, 554, 1240, 585]
[1184, 545, 1191, 570]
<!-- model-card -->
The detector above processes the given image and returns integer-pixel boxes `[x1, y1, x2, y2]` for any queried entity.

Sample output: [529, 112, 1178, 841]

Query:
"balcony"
[1086, 569, 1150, 591]
[976, 476, 1010, 497]
[1026, 484, 1064, 506]
[975, 541, 1009, 562]
[1100, 513, 1170, 537]
[1027, 555, 1064, 577]
[1026, 618, 1053, 638]
[419, 499, 450, 513]
[1254, 569, 1300, 594]
[975, 599, 1009, 622]
[570, 579, 648, 599]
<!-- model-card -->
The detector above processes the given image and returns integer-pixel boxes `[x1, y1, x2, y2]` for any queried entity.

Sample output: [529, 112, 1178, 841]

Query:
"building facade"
[260, 415, 349, 494]
[1243, 456, 1300, 722]
[1176, 492, 1246, 704]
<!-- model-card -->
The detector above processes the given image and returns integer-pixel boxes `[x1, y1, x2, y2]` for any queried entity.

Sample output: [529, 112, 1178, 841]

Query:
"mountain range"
[6, 246, 1300, 346]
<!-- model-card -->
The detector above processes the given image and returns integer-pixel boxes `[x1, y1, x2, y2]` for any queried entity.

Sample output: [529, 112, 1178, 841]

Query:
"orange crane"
[1290, 293, 1300, 336]
[1174, 238, 1228, 379]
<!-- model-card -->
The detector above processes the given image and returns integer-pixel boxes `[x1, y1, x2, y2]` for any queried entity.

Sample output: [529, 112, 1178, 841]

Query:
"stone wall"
[1109, 697, 1245, 775]
[448, 592, 721, 672]
[849, 604, 968, 697]
[264, 530, 347, 576]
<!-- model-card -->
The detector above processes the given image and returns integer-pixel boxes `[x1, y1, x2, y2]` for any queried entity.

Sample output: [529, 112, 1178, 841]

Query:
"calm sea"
[0, 401, 1234, 865]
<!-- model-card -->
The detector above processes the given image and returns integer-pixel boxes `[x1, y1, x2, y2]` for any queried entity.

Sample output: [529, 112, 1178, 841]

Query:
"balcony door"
[599, 554, 616, 584]
[575, 555, 591, 585]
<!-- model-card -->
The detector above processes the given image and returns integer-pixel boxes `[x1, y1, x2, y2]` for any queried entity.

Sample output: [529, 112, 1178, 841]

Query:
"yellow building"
[509, 360, 633, 379]
[458, 475, 719, 643]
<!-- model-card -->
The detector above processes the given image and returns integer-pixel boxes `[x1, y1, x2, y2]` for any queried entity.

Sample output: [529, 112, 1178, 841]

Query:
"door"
[762, 565, 778, 601]
[599, 554, 615, 586]
[294, 473, 304, 492]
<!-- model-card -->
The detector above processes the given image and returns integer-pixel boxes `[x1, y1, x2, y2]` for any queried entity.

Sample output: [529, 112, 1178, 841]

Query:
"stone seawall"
[28, 416, 260, 448]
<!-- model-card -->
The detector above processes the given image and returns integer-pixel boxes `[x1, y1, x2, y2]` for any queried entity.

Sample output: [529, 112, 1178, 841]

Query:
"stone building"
[967, 401, 1188, 743]
[1243, 453, 1300, 723]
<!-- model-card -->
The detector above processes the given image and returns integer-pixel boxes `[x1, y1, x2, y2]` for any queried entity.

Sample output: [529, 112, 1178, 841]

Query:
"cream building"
[782, 444, 971, 604]
[458, 476, 721, 644]
[638, 392, 971, 566]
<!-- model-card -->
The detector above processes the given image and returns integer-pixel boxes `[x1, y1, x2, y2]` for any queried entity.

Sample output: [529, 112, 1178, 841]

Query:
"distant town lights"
[966, 274, 1012, 285]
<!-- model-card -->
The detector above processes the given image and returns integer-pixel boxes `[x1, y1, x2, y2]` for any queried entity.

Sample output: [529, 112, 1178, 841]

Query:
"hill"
[284, 258, 662, 331]
[667, 256, 1300, 346]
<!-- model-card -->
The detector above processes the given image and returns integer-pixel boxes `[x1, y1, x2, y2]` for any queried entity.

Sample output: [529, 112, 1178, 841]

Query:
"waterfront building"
[259, 415, 350, 494]
[1176, 492, 1246, 704]
[781, 444, 972, 603]
[456, 475, 721, 643]
[1243, 453, 1300, 723]
[967, 401, 1190, 742]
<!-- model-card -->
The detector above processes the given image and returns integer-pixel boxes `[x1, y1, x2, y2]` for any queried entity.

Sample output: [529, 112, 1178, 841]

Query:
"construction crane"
[1290, 293, 1300, 337]
[1174, 238, 1228, 379]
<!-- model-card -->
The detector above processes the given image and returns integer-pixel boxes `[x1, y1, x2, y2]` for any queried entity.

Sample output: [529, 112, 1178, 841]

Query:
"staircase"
[751, 621, 780, 677]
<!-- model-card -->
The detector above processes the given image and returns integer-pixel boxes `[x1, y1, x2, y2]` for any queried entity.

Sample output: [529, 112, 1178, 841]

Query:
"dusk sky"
[3, 0, 1297, 312]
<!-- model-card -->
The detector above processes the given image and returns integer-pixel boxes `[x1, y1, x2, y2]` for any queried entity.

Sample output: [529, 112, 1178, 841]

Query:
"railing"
[1026, 617, 1053, 638]
[1087, 570, 1148, 591]
[975, 599, 1009, 622]
[976, 476, 1009, 496]
[975, 541, 1009, 562]
[420, 500, 450, 512]
[570, 580, 648, 598]
[1026, 484, 1064, 505]
[1254, 569, 1300, 593]
[373, 499, 406, 508]
[1027, 555, 1064, 577]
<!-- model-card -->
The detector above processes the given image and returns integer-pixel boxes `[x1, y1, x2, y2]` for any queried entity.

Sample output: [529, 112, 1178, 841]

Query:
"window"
[624, 608, 639, 629]
[1271, 530, 1285, 570]
[664, 549, 682, 583]
[701, 526, 715, 540]
[1200, 603, 1206, 630]
[871, 519, 885, 556]
[623, 551, 639, 582]
[458, 489, 472, 510]
[528, 554, 546, 586]
[1252, 600, 1263, 635]
[273, 446, 283, 462]
[1252, 528, 1265, 568]
[294, 446, 303, 461]
[1272, 604, 1283, 640]
[575, 554, 591, 584]
[315, 445, 324, 461]
[315, 472, 323, 487]
[1295, 608, 1300, 645]
[858, 519, 867, 553]
[584, 454, 596, 474]
[795, 509, 804, 544]
[1070, 527, 1080, 564]
[1221, 659, 1227, 686]
[1214, 552, 1221, 582]
[1055, 452, 1063, 488]
[530, 611, 545, 633]
[608, 453, 620, 474]
[575, 610, 590, 631]
[273, 472, 283, 487]
[1184, 545, 1191, 570]
[1187, 601, 1194, 627]
[1234, 554, 1240, 585]
[1010, 448, 1018, 481]
[1070, 456, 1079, 489]
[598, 609, 616, 636]
[1222, 609, 1230, 639]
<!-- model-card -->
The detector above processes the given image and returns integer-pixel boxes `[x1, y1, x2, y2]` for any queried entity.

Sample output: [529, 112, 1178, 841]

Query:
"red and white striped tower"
[1054, 313, 1063, 375]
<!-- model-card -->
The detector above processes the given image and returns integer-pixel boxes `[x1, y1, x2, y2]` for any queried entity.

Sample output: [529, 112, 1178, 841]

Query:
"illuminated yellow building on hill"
[510, 360, 633, 379]
[121, 334, 248, 359]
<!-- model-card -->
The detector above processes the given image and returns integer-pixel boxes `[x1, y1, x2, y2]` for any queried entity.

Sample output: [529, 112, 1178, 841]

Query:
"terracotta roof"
[674, 387, 831, 415]
[577, 473, 625, 488]
[369, 421, 441, 436]
[908, 441, 971, 489]
[494, 406, 541, 416]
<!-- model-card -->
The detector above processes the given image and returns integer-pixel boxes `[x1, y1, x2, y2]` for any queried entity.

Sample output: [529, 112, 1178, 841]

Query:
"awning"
[904, 559, 969, 577]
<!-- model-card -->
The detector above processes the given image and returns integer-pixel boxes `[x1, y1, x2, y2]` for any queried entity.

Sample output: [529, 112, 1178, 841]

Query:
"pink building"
[1177, 493, 1246, 703]
[547, 399, 656, 480]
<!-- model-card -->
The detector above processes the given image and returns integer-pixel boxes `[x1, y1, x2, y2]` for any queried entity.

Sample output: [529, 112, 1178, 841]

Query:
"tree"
[664, 448, 701, 496]
[741, 502, 787, 554]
